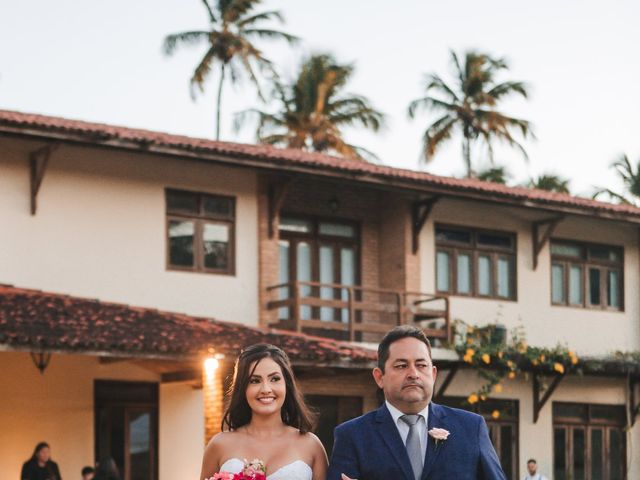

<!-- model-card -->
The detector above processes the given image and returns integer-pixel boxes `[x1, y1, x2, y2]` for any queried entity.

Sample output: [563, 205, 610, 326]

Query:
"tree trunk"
[215, 64, 226, 140]
[462, 134, 472, 178]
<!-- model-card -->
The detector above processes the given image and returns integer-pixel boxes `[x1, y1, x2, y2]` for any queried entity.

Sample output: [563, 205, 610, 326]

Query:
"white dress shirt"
[385, 400, 430, 464]
[524, 475, 547, 480]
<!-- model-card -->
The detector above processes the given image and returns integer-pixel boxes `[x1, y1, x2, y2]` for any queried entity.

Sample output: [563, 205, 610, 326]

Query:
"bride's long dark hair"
[222, 344, 316, 433]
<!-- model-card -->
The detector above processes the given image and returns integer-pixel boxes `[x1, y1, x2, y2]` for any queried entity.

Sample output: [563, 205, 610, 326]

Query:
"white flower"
[428, 427, 450, 446]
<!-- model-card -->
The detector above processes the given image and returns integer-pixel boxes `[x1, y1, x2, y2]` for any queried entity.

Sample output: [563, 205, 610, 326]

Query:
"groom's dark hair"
[377, 325, 432, 371]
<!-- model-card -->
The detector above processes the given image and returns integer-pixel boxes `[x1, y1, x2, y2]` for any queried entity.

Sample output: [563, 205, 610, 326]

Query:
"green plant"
[451, 320, 579, 408]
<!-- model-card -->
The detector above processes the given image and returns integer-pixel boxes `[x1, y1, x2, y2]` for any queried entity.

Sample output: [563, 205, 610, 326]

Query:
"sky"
[1, 0, 639, 196]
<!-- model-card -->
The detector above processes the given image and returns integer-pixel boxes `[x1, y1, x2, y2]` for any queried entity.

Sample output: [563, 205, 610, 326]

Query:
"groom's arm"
[327, 423, 361, 480]
[476, 417, 507, 480]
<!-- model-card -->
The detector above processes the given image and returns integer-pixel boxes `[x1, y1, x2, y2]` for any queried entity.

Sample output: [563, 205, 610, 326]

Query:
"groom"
[327, 325, 506, 480]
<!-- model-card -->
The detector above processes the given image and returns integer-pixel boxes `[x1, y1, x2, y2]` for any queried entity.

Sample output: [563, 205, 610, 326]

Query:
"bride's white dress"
[219, 458, 312, 480]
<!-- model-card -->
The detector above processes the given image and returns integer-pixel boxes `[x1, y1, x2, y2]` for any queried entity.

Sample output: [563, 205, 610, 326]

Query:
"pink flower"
[428, 427, 450, 447]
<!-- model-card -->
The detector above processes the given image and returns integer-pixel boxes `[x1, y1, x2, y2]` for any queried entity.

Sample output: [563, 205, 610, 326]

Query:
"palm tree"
[236, 54, 385, 160]
[407, 50, 534, 177]
[528, 174, 570, 194]
[593, 154, 640, 205]
[477, 166, 509, 184]
[163, 0, 297, 140]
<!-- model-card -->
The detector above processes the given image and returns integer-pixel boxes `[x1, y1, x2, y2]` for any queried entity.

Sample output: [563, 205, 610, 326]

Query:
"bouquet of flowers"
[207, 459, 266, 480]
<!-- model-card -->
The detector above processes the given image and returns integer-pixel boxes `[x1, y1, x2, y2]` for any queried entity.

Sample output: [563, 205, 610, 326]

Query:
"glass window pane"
[589, 268, 601, 305]
[551, 243, 583, 258]
[456, 254, 471, 294]
[589, 246, 620, 262]
[554, 403, 588, 421]
[297, 242, 312, 320]
[435, 228, 472, 244]
[478, 255, 492, 296]
[319, 222, 355, 238]
[166, 190, 198, 214]
[203, 196, 233, 218]
[497, 257, 511, 298]
[590, 405, 625, 423]
[168, 220, 194, 267]
[552, 263, 566, 303]
[340, 248, 356, 322]
[319, 246, 335, 321]
[609, 428, 623, 480]
[280, 217, 312, 233]
[573, 428, 585, 480]
[608, 270, 620, 308]
[203, 223, 229, 270]
[129, 411, 151, 480]
[590, 429, 603, 480]
[569, 265, 583, 305]
[554, 428, 567, 480]
[499, 425, 513, 478]
[477, 232, 512, 249]
[436, 251, 450, 292]
[278, 240, 290, 319]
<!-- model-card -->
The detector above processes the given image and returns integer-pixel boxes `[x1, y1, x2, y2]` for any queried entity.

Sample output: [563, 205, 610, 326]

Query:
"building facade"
[1, 109, 639, 480]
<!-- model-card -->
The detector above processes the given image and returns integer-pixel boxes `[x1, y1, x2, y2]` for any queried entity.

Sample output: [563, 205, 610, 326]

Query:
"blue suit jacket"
[327, 402, 506, 480]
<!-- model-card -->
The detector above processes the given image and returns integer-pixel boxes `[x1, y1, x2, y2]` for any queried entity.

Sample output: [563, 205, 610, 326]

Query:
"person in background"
[93, 458, 120, 480]
[81, 466, 94, 480]
[21, 442, 62, 480]
[524, 459, 548, 480]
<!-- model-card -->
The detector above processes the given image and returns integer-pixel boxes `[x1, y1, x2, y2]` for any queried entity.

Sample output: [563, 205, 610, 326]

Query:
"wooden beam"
[29, 143, 59, 215]
[533, 371, 564, 423]
[532, 216, 563, 269]
[268, 178, 294, 239]
[628, 374, 640, 426]
[161, 369, 200, 383]
[434, 363, 459, 400]
[412, 197, 439, 254]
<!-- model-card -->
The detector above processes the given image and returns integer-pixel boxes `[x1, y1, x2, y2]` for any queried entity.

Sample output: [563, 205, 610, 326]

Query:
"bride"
[199, 344, 328, 480]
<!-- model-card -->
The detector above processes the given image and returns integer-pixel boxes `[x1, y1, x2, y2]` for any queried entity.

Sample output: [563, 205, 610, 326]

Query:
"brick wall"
[257, 173, 421, 337]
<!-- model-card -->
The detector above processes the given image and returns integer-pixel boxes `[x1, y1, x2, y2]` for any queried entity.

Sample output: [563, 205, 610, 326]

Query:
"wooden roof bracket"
[532, 216, 564, 269]
[533, 371, 564, 423]
[434, 362, 459, 401]
[268, 177, 294, 239]
[628, 374, 640, 426]
[412, 196, 440, 254]
[29, 143, 59, 215]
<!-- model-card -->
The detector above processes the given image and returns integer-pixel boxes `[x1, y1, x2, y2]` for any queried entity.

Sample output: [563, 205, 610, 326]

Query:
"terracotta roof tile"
[1, 109, 639, 221]
[0, 285, 376, 365]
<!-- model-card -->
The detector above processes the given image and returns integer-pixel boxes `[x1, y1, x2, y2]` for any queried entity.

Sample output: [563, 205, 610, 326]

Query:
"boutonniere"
[428, 428, 450, 449]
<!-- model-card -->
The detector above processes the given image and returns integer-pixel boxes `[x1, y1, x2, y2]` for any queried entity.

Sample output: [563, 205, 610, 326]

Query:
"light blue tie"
[401, 414, 423, 480]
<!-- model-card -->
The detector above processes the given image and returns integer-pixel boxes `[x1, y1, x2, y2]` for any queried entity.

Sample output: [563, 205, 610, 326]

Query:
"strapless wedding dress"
[219, 458, 312, 480]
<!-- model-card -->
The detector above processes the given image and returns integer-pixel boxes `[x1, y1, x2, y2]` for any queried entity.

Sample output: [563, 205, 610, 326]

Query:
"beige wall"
[421, 198, 640, 355]
[0, 138, 259, 324]
[0, 351, 158, 480]
[0, 351, 206, 480]
[442, 368, 639, 479]
[159, 383, 204, 480]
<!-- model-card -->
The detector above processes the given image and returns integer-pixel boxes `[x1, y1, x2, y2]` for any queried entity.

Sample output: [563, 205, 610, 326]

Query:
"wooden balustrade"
[266, 281, 450, 343]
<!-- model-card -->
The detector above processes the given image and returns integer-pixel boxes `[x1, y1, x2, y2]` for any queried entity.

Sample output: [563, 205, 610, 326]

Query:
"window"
[440, 397, 518, 480]
[550, 241, 623, 310]
[278, 216, 359, 326]
[166, 189, 235, 275]
[435, 225, 516, 300]
[553, 402, 626, 480]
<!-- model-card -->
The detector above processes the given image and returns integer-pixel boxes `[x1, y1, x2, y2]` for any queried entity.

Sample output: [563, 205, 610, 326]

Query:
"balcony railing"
[266, 281, 450, 344]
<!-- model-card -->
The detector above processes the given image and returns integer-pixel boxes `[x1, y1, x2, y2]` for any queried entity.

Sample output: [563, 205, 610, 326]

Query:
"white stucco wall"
[0, 137, 259, 324]
[421, 198, 640, 355]
[442, 369, 639, 479]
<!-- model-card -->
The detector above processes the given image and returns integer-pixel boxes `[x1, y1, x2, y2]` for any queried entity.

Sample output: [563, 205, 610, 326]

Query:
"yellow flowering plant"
[451, 320, 580, 406]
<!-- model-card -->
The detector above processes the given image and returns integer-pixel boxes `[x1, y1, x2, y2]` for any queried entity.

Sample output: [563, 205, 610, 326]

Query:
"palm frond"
[201, 0, 217, 23]
[189, 46, 217, 96]
[163, 31, 211, 55]
[242, 28, 299, 43]
[237, 10, 284, 27]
